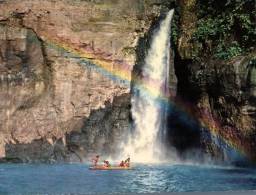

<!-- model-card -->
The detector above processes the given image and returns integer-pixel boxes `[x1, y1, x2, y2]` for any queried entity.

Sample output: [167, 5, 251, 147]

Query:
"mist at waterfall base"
[119, 10, 178, 163]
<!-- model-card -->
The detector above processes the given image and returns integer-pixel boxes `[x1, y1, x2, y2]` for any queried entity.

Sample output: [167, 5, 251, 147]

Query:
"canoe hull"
[89, 166, 133, 170]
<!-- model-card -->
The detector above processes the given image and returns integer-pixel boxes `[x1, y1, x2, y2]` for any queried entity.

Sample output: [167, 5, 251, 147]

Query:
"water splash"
[123, 10, 175, 163]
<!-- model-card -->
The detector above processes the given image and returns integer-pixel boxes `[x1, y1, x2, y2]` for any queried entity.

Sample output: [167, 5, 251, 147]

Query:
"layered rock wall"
[0, 0, 171, 162]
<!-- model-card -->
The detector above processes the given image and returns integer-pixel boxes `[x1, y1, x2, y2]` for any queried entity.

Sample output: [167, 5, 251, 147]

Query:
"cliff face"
[171, 0, 256, 163]
[0, 0, 171, 162]
[0, 0, 255, 164]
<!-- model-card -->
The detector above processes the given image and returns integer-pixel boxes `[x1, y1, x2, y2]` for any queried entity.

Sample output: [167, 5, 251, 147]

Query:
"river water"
[0, 163, 255, 194]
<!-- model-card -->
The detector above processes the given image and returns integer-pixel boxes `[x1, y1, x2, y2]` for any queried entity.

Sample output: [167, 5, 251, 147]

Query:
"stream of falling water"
[122, 10, 174, 163]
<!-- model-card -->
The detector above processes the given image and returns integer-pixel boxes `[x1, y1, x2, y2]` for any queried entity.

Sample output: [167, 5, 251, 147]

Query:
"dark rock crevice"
[169, 0, 256, 164]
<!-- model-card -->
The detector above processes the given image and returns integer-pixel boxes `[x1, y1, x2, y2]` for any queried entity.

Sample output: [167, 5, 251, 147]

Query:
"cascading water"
[122, 10, 174, 163]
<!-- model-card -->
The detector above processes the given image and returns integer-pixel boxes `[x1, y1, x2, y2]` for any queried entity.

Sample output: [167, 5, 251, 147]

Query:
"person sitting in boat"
[103, 160, 111, 168]
[124, 157, 130, 167]
[91, 155, 100, 166]
[119, 160, 125, 167]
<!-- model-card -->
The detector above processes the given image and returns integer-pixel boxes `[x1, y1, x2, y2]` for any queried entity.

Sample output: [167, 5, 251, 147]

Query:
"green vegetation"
[122, 47, 136, 56]
[193, 0, 256, 59]
[171, 10, 180, 48]
[215, 41, 243, 59]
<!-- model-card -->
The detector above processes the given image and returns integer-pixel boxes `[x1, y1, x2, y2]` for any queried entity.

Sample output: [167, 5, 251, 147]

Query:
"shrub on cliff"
[193, 0, 256, 59]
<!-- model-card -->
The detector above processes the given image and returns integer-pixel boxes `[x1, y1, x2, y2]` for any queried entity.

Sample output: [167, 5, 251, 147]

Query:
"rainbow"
[35, 33, 252, 162]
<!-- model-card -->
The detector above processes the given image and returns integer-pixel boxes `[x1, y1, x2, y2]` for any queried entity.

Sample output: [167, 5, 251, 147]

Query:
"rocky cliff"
[0, 0, 172, 162]
[0, 0, 255, 164]
[170, 0, 256, 164]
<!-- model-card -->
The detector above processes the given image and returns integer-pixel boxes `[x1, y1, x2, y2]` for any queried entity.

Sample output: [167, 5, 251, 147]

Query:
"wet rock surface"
[4, 93, 131, 163]
[170, 0, 256, 163]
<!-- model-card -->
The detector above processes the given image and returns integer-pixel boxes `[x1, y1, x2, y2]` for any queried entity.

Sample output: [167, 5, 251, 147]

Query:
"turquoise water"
[0, 163, 256, 195]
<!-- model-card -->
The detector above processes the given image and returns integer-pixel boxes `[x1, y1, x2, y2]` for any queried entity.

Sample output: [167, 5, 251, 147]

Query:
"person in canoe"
[91, 155, 100, 166]
[103, 160, 111, 168]
[119, 160, 125, 167]
[124, 157, 130, 167]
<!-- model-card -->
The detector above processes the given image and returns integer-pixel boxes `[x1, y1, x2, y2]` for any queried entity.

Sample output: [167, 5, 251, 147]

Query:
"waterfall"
[123, 10, 174, 163]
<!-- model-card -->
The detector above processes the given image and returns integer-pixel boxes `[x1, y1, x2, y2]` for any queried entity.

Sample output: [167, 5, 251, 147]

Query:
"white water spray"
[122, 10, 174, 163]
